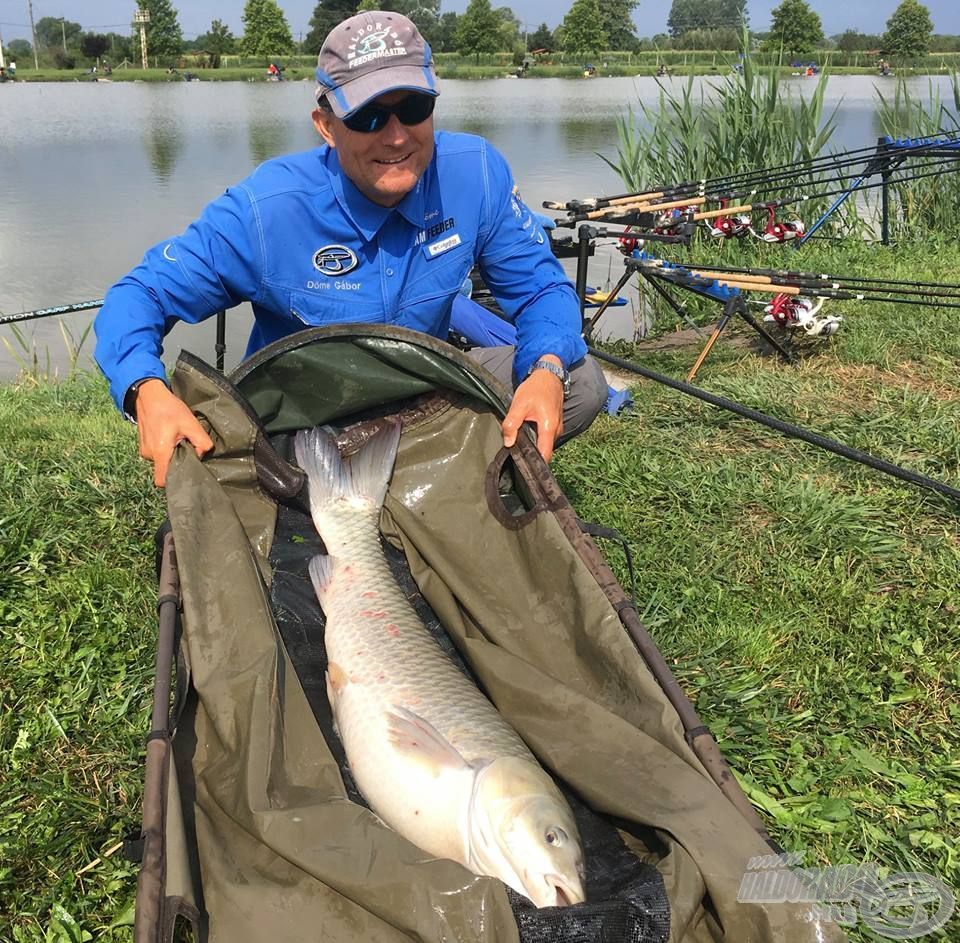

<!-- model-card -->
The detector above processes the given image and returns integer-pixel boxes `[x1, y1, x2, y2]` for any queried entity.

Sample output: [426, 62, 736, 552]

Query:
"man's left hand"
[502, 355, 565, 462]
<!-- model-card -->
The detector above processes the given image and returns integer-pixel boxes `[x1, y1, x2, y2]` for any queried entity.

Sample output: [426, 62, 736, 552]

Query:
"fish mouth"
[542, 874, 586, 908]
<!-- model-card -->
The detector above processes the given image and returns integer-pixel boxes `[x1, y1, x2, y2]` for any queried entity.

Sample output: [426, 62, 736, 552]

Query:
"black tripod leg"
[739, 307, 795, 364]
[584, 264, 637, 338]
[642, 272, 706, 336]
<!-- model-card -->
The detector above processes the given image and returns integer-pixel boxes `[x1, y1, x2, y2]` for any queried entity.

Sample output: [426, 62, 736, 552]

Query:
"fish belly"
[318, 505, 532, 865]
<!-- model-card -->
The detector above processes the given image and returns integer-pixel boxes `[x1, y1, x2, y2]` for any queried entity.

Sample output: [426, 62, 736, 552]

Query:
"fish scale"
[295, 421, 586, 907]
[319, 499, 535, 767]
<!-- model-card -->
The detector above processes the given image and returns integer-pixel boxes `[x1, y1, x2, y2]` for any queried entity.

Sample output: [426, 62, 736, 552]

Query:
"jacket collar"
[324, 148, 427, 240]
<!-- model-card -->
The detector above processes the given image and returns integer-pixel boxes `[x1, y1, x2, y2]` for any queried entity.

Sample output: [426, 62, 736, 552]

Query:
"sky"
[1, 0, 959, 45]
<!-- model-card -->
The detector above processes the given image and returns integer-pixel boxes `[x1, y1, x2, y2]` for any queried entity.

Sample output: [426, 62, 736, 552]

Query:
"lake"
[0, 74, 952, 381]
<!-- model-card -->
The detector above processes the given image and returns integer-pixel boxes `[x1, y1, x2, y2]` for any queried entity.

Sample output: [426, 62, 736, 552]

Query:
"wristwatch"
[527, 359, 571, 398]
[123, 376, 161, 422]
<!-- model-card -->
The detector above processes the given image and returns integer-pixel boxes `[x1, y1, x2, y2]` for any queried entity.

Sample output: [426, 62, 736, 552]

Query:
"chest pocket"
[288, 287, 386, 327]
[398, 247, 473, 308]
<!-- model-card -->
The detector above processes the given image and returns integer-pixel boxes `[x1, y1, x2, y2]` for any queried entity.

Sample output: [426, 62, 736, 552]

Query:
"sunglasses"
[342, 94, 436, 134]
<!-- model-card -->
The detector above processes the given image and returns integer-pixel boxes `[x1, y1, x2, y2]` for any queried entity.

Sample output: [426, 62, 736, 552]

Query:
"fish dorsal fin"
[386, 706, 470, 778]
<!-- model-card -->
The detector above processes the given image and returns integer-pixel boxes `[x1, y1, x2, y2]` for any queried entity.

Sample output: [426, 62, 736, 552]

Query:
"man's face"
[313, 90, 435, 208]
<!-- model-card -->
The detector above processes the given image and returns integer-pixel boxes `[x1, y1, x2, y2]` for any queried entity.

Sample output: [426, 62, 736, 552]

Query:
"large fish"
[294, 420, 586, 908]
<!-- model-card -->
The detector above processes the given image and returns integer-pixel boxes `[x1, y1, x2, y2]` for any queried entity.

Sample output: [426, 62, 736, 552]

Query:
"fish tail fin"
[342, 419, 403, 510]
[294, 419, 401, 514]
[308, 554, 334, 605]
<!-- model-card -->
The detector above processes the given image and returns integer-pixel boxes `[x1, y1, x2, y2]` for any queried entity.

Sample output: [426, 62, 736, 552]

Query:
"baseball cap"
[315, 11, 440, 118]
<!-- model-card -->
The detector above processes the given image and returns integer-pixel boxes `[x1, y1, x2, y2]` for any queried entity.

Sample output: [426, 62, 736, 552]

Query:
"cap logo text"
[347, 23, 407, 69]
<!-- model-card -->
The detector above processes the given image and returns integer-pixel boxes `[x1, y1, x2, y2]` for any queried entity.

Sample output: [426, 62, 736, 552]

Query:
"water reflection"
[142, 100, 185, 183]
[248, 118, 294, 166]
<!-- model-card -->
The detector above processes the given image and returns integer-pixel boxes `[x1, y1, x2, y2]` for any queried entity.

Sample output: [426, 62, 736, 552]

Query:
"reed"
[874, 74, 960, 241]
[1, 320, 92, 386]
[604, 32, 837, 196]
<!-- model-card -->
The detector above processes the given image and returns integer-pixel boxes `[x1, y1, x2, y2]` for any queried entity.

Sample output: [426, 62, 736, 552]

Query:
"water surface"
[0, 74, 949, 379]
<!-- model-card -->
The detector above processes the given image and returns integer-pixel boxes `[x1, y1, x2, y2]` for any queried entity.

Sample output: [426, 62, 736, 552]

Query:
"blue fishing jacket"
[94, 131, 586, 413]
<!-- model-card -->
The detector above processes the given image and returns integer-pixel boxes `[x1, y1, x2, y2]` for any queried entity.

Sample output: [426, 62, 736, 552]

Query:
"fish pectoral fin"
[386, 706, 469, 778]
[308, 554, 333, 604]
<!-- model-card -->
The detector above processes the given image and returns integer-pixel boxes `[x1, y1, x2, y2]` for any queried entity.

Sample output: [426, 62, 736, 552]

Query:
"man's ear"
[312, 108, 337, 148]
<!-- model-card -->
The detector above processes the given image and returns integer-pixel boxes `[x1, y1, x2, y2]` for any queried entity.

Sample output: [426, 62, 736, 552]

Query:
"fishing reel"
[763, 293, 842, 336]
[708, 199, 753, 239]
[709, 214, 753, 239]
[653, 207, 694, 236]
[759, 206, 806, 243]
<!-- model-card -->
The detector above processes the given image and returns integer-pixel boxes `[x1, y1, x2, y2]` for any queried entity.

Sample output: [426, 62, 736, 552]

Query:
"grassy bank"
[2, 240, 959, 939]
[5, 62, 955, 83]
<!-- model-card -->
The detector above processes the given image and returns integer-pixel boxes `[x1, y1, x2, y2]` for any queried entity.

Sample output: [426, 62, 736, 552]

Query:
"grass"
[560, 240, 960, 939]
[1, 242, 959, 939]
[7, 62, 951, 84]
[0, 374, 163, 941]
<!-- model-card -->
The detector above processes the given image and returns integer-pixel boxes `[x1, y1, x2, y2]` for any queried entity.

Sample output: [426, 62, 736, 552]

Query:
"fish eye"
[545, 827, 567, 846]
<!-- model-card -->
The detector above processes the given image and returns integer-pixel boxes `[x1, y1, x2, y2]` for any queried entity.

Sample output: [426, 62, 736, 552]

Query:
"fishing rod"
[660, 261, 960, 294]
[587, 345, 960, 506]
[598, 252, 958, 379]
[544, 144, 889, 211]
[547, 132, 960, 214]
[650, 261, 960, 301]
[635, 259, 960, 309]
[0, 299, 104, 327]
[563, 158, 960, 225]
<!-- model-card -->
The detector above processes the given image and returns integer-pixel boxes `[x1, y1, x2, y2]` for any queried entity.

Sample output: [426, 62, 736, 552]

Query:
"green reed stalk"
[604, 31, 838, 196]
[874, 75, 960, 242]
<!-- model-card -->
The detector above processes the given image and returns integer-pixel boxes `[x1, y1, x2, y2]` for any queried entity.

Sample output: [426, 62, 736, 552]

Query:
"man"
[94, 11, 606, 487]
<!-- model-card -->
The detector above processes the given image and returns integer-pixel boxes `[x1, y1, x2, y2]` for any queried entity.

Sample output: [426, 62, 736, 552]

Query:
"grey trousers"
[465, 346, 608, 445]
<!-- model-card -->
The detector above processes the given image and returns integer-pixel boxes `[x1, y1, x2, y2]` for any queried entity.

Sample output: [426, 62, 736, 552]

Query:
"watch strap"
[527, 358, 571, 397]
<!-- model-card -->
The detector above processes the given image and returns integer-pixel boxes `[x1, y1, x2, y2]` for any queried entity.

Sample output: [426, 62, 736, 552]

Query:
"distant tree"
[835, 30, 880, 53]
[305, 0, 358, 54]
[667, 0, 745, 39]
[196, 19, 237, 55]
[242, 0, 295, 55]
[929, 34, 960, 53]
[434, 12, 460, 51]
[562, 0, 607, 55]
[401, 0, 442, 48]
[7, 38, 33, 61]
[882, 0, 934, 59]
[718, 0, 748, 31]
[80, 33, 110, 60]
[35, 17, 82, 51]
[666, 0, 693, 37]
[528, 22, 554, 52]
[680, 27, 738, 50]
[494, 7, 521, 49]
[104, 33, 135, 61]
[135, 0, 183, 63]
[456, 0, 502, 60]
[357, 0, 378, 10]
[598, 0, 639, 51]
[768, 0, 824, 56]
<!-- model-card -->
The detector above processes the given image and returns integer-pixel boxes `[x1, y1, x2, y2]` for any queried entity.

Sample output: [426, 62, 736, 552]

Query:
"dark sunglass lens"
[395, 95, 435, 125]
[343, 95, 435, 133]
[344, 105, 388, 133]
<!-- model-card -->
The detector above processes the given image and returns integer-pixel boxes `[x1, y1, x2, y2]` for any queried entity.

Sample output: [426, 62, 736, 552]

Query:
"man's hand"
[501, 355, 565, 462]
[134, 379, 214, 488]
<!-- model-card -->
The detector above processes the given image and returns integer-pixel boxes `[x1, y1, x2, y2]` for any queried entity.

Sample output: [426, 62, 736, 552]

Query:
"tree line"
[0, 0, 948, 69]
